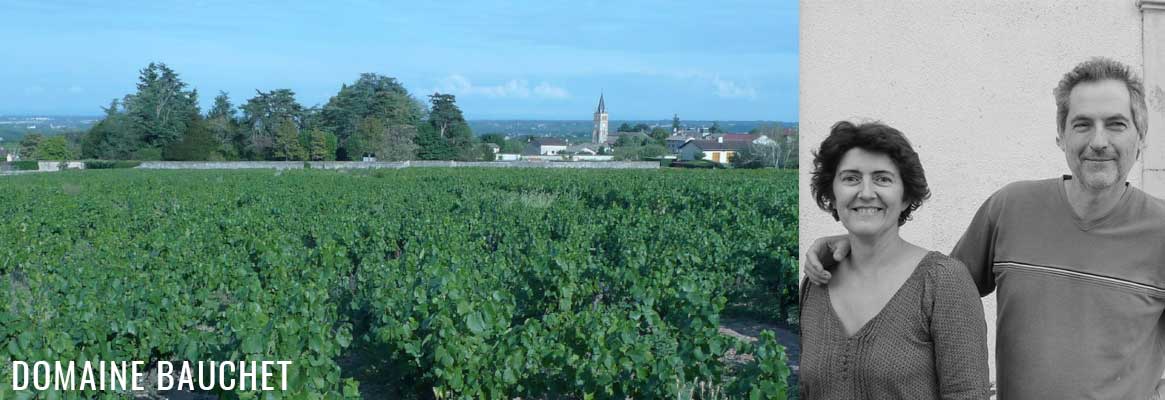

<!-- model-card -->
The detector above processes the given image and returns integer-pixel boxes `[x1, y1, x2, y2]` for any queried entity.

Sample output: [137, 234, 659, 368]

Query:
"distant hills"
[0, 116, 98, 143]
[0, 115, 795, 144]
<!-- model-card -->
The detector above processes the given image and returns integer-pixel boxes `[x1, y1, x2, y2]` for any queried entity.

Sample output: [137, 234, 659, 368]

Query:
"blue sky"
[0, 0, 798, 121]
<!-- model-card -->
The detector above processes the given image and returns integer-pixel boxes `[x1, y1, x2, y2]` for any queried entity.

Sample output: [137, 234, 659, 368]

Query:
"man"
[803, 57, 1165, 399]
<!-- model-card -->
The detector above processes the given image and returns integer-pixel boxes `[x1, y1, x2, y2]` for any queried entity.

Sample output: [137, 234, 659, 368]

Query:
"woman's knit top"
[800, 251, 990, 400]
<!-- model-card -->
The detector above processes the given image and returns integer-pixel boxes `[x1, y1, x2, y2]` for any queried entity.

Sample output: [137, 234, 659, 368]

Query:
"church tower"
[592, 93, 608, 144]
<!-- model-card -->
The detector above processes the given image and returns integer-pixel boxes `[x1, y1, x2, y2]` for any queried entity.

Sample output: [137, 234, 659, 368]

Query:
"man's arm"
[950, 193, 1002, 297]
[802, 234, 850, 285]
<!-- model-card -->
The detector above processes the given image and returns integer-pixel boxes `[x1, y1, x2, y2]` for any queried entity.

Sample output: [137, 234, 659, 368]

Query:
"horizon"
[1, 1, 797, 121]
[0, 115, 795, 123]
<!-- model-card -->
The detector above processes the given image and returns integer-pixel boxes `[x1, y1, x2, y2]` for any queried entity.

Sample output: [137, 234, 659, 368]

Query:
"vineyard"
[0, 168, 798, 399]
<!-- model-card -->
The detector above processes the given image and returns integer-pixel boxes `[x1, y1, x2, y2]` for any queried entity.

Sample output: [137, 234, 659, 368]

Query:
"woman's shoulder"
[918, 251, 978, 293]
[919, 251, 965, 271]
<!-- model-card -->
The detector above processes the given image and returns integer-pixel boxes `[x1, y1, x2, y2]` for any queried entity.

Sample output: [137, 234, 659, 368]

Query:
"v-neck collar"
[1056, 175, 1131, 231]
[823, 251, 937, 340]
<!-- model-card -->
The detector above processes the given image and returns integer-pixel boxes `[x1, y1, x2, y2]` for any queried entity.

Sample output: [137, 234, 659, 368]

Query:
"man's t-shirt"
[951, 176, 1165, 399]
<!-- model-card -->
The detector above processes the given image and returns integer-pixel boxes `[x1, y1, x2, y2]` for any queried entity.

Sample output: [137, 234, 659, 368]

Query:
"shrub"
[11, 160, 39, 170]
[727, 331, 791, 399]
[84, 160, 141, 169]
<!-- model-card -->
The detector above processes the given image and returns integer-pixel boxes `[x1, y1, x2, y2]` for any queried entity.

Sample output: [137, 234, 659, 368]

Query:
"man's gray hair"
[1054, 57, 1149, 139]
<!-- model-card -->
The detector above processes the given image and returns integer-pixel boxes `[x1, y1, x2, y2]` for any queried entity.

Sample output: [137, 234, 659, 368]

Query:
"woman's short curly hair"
[810, 121, 930, 226]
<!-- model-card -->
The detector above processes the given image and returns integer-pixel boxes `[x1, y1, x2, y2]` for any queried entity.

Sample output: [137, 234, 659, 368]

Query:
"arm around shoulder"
[951, 190, 1005, 297]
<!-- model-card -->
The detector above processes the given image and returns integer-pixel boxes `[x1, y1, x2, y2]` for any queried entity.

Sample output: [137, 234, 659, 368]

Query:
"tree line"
[20, 63, 497, 162]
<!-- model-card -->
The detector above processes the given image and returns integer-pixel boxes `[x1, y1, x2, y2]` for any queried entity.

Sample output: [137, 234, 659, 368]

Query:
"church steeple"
[592, 92, 608, 144]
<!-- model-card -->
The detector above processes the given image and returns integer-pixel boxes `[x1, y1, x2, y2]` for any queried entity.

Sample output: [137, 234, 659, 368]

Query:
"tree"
[650, 127, 670, 144]
[730, 143, 777, 168]
[207, 91, 236, 120]
[614, 135, 634, 147]
[418, 93, 473, 160]
[123, 63, 200, 148]
[500, 140, 524, 154]
[272, 117, 307, 161]
[428, 93, 470, 139]
[480, 133, 506, 147]
[633, 123, 651, 132]
[639, 144, 669, 159]
[242, 89, 304, 159]
[743, 124, 799, 168]
[324, 131, 339, 161]
[476, 143, 497, 161]
[163, 116, 217, 161]
[83, 99, 140, 160]
[34, 135, 72, 160]
[672, 114, 681, 133]
[730, 135, 799, 169]
[613, 143, 669, 161]
[709, 121, 723, 134]
[320, 74, 424, 159]
[617, 123, 634, 132]
[415, 124, 454, 160]
[480, 133, 526, 154]
[19, 133, 42, 159]
[349, 117, 417, 161]
[780, 134, 799, 169]
[206, 91, 242, 160]
[307, 129, 336, 161]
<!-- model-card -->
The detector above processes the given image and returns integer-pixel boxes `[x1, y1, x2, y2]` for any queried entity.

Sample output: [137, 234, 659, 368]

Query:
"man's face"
[1057, 79, 1142, 192]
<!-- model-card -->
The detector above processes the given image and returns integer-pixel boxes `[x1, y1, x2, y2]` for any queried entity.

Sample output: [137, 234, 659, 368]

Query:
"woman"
[800, 121, 989, 400]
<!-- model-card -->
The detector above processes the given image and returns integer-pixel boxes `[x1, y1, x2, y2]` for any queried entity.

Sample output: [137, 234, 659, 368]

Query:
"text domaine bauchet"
[11, 361, 293, 392]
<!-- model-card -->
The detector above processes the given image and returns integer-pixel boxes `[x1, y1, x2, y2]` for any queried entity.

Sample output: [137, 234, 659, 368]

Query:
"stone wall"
[28, 160, 660, 170]
[37, 161, 85, 171]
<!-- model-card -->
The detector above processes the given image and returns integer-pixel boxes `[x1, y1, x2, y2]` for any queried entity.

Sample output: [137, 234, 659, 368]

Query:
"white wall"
[800, 0, 1148, 383]
[1143, 2, 1165, 196]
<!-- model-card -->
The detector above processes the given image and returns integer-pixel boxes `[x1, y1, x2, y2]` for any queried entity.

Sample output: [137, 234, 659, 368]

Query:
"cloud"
[428, 75, 570, 99]
[632, 68, 759, 100]
[533, 83, 569, 99]
[711, 76, 757, 99]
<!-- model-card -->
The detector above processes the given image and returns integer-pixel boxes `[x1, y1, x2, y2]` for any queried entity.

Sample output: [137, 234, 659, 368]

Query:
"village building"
[563, 143, 601, 155]
[665, 134, 698, 153]
[591, 94, 608, 144]
[677, 136, 751, 163]
[523, 137, 569, 156]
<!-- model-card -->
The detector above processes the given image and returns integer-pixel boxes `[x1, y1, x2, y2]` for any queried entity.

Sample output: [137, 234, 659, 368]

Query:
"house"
[665, 134, 698, 153]
[523, 137, 569, 156]
[707, 133, 778, 146]
[708, 133, 757, 142]
[564, 143, 601, 156]
[496, 153, 521, 161]
[484, 143, 500, 154]
[678, 137, 751, 163]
